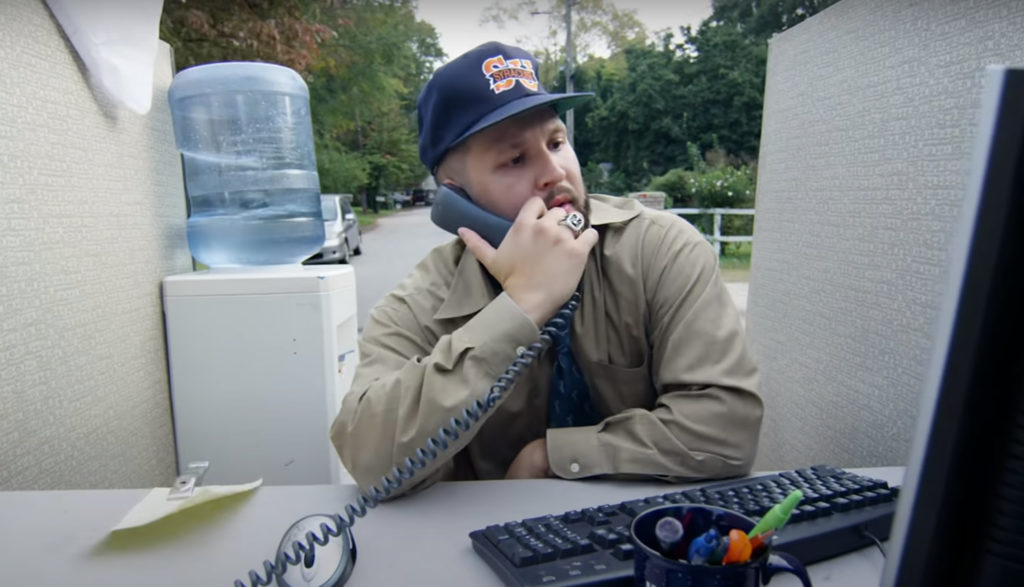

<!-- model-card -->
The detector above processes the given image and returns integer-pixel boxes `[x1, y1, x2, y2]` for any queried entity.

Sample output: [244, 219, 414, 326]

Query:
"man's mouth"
[547, 193, 576, 212]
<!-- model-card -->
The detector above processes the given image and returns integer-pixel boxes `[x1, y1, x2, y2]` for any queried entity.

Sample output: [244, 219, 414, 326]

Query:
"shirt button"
[516, 346, 527, 357]
[570, 462, 581, 474]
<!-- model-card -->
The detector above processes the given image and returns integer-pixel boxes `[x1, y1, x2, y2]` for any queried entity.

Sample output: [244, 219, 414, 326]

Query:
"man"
[330, 41, 762, 497]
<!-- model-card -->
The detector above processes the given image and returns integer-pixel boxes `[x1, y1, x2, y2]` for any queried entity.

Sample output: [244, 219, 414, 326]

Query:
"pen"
[722, 529, 752, 564]
[655, 515, 685, 556]
[687, 527, 719, 564]
[749, 529, 776, 552]
[707, 535, 729, 565]
[748, 489, 803, 539]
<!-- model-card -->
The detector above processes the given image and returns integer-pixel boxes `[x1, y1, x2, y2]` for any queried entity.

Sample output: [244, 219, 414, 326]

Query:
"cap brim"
[449, 92, 594, 150]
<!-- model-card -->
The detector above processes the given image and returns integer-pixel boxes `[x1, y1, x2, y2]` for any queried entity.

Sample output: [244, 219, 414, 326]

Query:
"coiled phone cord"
[234, 291, 582, 587]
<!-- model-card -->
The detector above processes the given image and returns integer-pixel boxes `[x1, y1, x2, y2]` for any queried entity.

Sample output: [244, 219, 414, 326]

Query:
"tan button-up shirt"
[331, 194, 763, 497]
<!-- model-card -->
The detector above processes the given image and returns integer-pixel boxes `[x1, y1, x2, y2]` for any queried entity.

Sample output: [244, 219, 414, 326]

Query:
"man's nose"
[535, 150, 567, 192]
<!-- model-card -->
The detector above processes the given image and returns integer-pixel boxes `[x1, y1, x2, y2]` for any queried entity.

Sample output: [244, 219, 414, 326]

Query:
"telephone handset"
[235, 291, 584, 587]
[431, 184, 513, 248]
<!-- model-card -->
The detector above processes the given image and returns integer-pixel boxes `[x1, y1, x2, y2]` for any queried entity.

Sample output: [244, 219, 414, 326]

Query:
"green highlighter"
[748, 489, 804, 538]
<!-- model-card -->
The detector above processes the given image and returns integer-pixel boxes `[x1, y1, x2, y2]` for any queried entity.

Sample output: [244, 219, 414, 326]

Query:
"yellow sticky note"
[112, 479, 263, 531]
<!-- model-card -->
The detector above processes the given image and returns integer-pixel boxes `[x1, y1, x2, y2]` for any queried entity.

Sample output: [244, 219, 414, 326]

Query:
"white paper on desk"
[112, 479, 263, 531]
[44, 0, 164, 114]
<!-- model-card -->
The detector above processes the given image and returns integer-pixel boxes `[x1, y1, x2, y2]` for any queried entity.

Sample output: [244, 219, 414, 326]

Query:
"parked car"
[304, 193, 363, 265]
[411, 188, 434, 206]
[391, 192, 412, 208]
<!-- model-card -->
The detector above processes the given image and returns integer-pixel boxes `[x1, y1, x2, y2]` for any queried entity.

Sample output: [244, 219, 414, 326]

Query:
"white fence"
[668, 208, 755, 256]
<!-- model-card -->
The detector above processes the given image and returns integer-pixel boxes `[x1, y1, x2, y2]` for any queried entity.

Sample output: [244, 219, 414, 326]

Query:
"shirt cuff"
[452, 292, 540, 354]
[546, 425, 607, 479]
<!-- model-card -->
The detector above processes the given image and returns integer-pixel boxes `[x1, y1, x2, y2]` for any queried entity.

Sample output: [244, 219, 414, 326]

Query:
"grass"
[719, 241, 752, 282]
[354, 206, 400, 229]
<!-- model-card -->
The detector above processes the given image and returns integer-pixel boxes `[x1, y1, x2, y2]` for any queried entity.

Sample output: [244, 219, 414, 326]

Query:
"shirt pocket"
[584, 353, 656, 416]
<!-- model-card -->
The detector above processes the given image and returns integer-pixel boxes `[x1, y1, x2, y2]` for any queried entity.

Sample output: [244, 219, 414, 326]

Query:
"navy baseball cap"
[417, 41, 593, 172]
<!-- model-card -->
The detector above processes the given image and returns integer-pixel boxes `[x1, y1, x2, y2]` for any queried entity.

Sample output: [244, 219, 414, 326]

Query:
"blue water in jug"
[168, 62, 325, 267]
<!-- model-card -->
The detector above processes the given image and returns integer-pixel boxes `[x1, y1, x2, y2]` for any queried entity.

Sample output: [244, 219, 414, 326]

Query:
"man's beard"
[544, 185, 591, 229]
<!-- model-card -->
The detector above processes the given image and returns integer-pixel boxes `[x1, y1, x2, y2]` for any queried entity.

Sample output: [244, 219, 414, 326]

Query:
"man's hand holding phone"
[459, 197, 598, 327]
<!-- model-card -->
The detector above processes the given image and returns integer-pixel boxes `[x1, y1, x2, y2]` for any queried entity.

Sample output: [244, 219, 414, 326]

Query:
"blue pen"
[708, 535, 730, 565]
[687, 527, 720, 564]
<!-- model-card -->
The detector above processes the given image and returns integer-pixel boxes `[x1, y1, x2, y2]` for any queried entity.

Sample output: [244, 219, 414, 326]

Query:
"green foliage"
[305, 1, 443, 199]
[161, 0, 837, 212]
[576, 21, 766, 187]
[649, 153, 756, 244]
[648, 161, 755, 208]
[679, 23, 767, 160]
[316, 145, 368, 194]
[161, 0, 443, 203]
[709, 0, 842, 42]
[160, 0, 334, 77]
[581, 161, 632, 195]
[568, 0, 840, 189]
[580, 40, 690, 188]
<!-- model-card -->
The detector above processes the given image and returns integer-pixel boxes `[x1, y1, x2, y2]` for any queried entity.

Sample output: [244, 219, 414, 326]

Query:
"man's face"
[451, 108, 588, 223]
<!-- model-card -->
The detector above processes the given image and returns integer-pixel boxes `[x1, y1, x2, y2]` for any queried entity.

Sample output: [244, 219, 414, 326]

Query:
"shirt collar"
[432, 195, 641, 320]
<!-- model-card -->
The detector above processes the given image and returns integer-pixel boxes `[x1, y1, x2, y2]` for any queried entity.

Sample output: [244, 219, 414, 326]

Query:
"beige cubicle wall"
[747, 0, 1024, 470]
[0, 0, 192, 489]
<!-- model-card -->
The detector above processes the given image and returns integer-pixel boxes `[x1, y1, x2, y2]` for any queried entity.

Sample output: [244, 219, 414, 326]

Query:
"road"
[347, 206, 455, 330]
[346, 206, 749, 331]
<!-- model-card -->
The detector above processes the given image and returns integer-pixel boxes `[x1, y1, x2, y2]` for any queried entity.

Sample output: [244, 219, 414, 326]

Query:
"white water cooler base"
[163, 265, 358, 485]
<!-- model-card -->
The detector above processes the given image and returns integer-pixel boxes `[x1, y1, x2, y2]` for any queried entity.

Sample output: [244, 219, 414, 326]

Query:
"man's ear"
[436, 143, 468, 186]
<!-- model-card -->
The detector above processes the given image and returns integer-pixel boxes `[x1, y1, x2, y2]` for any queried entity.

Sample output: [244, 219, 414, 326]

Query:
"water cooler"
[163, 264, 358, 485]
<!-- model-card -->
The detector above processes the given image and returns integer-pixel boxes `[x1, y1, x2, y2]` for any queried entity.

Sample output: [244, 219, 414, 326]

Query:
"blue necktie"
[548, 316, 601, 428]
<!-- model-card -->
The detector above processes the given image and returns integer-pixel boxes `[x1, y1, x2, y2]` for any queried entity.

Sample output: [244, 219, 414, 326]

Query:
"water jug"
[168, 62, 324, 267]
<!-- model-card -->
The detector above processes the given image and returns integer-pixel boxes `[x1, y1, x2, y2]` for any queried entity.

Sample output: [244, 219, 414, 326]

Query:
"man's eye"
[508, 154, 523, 166]
[550, 139, 564, 150]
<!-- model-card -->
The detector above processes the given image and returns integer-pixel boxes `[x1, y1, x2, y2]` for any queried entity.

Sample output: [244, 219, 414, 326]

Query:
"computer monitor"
[881, 65, 1024, 585]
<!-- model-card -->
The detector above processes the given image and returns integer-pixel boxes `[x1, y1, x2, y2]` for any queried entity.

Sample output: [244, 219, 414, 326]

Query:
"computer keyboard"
[469, 464, 899, 586]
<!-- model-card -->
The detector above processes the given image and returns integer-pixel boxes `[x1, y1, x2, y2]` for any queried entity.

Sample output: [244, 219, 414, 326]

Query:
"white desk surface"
[0, 467, 902, 586]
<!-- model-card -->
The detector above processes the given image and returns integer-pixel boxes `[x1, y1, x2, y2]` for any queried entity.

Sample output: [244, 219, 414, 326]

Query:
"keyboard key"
[533, 545, 557, 563]
[664, 492, 686, 503]
[574, 538, 596, 554]
[562, 510, 583, 523]
[498, 539, 539, 567]
[620, 498, 651, 517]
[794, 504, 817, 521]
[811, 464, 841, 476]
[484, 524, 511, 545]
[545, 536, 577, 558]
[612, 543, 635, 561]
[681, 490, 704, 502]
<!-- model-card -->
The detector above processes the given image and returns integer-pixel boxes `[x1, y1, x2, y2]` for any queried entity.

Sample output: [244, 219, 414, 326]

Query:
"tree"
[709, 0, 842, 41]
[679, 22, 767, 160]
[162, 0, 445, 211]
[481, 0, 647, 88]
[581, 39, 692, 186]
[160, 0, 334, 76]
[305, 0, 443, 207]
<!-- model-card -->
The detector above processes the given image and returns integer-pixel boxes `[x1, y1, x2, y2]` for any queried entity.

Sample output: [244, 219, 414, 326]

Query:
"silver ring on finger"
[557, 211, 586, 238]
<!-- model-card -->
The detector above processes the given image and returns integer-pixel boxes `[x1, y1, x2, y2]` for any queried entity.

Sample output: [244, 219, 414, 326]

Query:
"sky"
[415, 0, 713, 62]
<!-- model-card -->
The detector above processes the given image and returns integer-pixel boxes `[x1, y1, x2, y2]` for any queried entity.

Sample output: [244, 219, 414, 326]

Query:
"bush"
[649, 162, 756, 254]
[650, 164, 755, 209]
[582, 161, 641, 197]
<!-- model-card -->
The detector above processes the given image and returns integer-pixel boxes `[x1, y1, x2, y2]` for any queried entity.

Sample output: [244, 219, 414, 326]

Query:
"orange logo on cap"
[482, 55, 538, 94]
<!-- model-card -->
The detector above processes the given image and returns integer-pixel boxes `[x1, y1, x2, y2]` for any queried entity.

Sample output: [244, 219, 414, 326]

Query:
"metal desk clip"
[168, 461, 210, 500]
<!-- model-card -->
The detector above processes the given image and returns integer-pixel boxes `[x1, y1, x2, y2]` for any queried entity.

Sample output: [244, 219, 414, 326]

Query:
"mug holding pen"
[629, 490, 810, 587]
